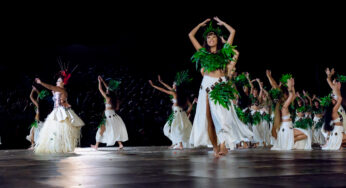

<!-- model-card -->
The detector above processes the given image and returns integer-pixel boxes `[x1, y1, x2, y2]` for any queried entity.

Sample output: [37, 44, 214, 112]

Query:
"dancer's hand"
[220, 36, 226, 44]
[245, 72, 250, 78]
[32, 86, 38, 91]
[287, 78, 295, 87]
[98, 75, 103, 82]
[312, 94, 316, 100]
[325, 68, 335, 78]
[193, 98, 198, 104]
[266, 70, 271, 77]
[158, 75, 162, 82]
[35, 78, 41, 84]
[148, 80, 154, 86]
[214, 16, 224, 26]
[199, 18, 211, 27]
[296, 92, 300, 97]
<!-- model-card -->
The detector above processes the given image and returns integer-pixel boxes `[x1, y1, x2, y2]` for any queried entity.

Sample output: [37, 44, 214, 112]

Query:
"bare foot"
[27, 146, 34, 150]
[90, 144, 98, 150]
[173, 145, 183, 150]
[219, 148, 229, 156]
[118, 146, 124, 150]
[213, 147, 220, 158]
[243, 142, 249, 149]
[168, 144, 175, 149]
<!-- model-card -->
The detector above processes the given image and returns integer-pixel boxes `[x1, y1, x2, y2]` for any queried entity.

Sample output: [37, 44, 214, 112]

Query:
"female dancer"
[91, 76, 128, 150]
[26, 86, 44, 149]
[148, 73, 193, 149]
[189, 17, 251, 157]
[271, 78, 310, 150]
[311, 95, 325, 145]
[322, 68, 346, 150]
[293, 92, 312, 150]
[34, 74, 85, 153]
[246, 74, 264, 147]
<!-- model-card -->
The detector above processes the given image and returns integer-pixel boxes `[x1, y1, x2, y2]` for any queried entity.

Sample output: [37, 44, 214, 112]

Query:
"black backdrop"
[1, 6, 345, 149]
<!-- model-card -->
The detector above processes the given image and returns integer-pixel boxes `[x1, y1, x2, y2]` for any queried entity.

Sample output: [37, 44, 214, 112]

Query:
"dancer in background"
[26, 86, 48, 149]
[34, 63, 85, 153]
[91, 76, 128, 150]
[311, 95, 325, 145]
[149, 70, 193, 149]
[322, 68, 346, 150]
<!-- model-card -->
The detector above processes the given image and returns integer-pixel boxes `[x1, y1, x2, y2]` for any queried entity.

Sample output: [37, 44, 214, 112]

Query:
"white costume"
[271, 115, 294, 150]
[26, 121, 43, 144]
[35, 92, 84, 153]
[322, 118, 344, 150]
[96, 103, 128, 146]
[163, 99, 192, 148]
[190, 75, 252, 149]
[293, 116, 312, 150]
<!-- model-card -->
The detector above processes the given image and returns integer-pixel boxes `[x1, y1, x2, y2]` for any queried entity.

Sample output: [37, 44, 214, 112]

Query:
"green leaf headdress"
[175, 70, 192, 86]
[38, 90, 50, 100]
[235, 73, 250, 87]
[107, 79, 121, 92]
[280, 73, 292, 87]
[269, 88, 282, 101]
[337, 74, 346, 83]
[320, 94, 332, 107]
[203, 21, 222, 39]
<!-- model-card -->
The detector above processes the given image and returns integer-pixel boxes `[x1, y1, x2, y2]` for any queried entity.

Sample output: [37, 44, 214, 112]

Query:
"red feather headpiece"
[57, 57, 78, 85]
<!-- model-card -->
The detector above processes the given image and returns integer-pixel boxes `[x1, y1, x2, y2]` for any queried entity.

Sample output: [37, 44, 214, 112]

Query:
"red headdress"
[57, 57, 78, 85]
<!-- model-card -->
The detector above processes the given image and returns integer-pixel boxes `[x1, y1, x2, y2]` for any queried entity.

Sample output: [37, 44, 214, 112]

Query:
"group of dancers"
[26, 63, 128, 153]
[24, 17, 346, 157]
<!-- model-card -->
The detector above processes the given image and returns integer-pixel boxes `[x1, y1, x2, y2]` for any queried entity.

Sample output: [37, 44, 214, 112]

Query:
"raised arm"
[325, 68, 335, 90]
[186, 99, 193, 115]
[188, 18, 210, 51]
[312, 94, 321, 103]
[149, 80, 175, 95]
[100, 77, 108, 89]
[214, 16, 236, 45]
[303, 90, 312, 106]
[35, 78, 65, 93]
[283, 78, 296, 109]
[256, 79, 264, 103]
[332, 82, 343, 113]
[266, 70, 279, 89]
[98, 76, 108, 99]
[158, 75, 173, 91]
[227, 49, 239, 77]
[245, 72, 254, 94]
[29, 86, 39, 108]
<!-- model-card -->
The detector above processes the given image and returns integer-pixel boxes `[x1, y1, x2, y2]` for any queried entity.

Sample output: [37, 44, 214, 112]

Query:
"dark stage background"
[1, 8, 345, 149]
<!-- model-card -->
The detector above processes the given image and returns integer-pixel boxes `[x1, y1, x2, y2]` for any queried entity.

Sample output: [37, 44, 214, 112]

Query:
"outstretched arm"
[214, 16, 236, 45]
[256, 79, 263, 103]
[98, 76, 108, 99]
[325, 68, 336, 90]
[158, 75, 173, 91]
[283, 78, 296, 109]
[189, 18, 211, 51]
[227, 49, 239, 77]
[149, 80, 175, 95]
[30, 86, 39, 108]
[333, 82, 343, 113]
[245, 72, 254, 94]
[266, 70, 279, 89]
[35, 78, 65, 93]
[303, 90, 312, 106]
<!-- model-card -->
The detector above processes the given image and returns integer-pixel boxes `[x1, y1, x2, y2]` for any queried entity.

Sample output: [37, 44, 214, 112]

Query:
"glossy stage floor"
[0, 147, 346, 187]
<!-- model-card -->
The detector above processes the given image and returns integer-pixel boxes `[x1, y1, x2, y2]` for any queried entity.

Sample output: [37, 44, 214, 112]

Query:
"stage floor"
[0, 147, 346, 187]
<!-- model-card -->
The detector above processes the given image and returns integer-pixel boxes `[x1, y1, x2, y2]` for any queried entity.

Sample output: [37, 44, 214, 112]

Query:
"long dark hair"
[235, 83, 250, 109]
[106, 91, 118, 110]
[323, 104, 334, 132]
[176, 83, 189, 109]
[203, 32, 223, 53]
